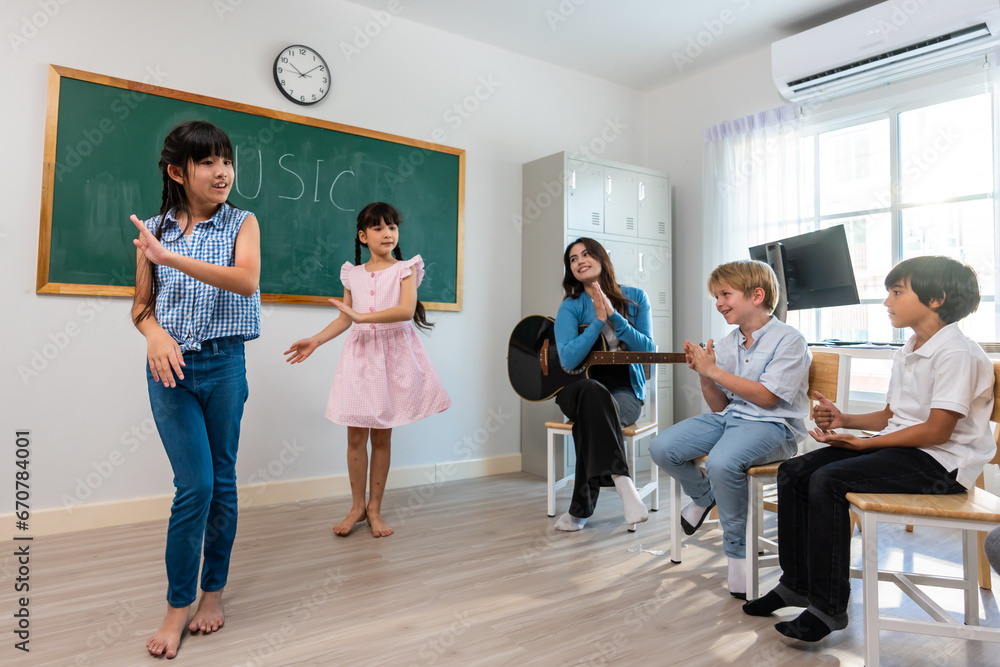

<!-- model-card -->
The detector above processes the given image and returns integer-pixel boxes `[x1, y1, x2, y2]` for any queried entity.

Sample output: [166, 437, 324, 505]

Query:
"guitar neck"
[587, 351, 687, 365]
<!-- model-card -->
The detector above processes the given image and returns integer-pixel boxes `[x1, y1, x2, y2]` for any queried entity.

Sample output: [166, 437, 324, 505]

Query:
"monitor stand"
[765, 242, 788, 323]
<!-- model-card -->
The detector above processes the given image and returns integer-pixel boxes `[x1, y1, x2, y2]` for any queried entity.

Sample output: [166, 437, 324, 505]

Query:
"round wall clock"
[273, 45, 330, 105]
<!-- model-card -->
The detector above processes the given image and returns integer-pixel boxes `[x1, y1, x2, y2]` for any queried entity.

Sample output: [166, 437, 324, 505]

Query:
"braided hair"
[133, 121, 236, 325]
[354, 202, 433, 331]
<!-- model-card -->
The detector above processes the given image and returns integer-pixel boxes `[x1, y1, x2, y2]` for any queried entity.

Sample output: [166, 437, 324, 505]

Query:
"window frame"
[795, 84, 1000, 345]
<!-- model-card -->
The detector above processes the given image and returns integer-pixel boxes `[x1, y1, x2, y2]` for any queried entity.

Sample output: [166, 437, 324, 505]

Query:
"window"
[785, 92, 997, 397]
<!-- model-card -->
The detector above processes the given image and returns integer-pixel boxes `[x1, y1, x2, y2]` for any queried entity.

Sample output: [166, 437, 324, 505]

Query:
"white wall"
[0, 0, 648, 524]
[645, 46, 788, 422]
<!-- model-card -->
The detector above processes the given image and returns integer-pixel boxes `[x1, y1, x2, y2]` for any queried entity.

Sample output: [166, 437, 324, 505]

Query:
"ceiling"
[343, 0, 885, 91]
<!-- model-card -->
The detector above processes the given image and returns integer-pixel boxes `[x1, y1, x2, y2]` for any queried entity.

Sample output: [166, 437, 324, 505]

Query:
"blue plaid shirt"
[145, 203, 261, 352]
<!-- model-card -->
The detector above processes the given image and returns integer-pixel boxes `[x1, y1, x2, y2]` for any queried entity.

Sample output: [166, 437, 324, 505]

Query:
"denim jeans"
[649, 412, 797, 558]
[146, 336, 248, 608]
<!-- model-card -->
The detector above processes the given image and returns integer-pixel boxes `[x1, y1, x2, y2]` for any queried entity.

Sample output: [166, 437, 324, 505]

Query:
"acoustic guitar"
[507, 315, 687, 401]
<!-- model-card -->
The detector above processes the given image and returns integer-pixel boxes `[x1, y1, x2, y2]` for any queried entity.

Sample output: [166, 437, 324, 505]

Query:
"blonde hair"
[707, 260, 780, 314]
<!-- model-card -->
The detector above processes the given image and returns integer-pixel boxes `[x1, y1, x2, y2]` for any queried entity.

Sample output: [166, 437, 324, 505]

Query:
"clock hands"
[298, 65, 324, 78]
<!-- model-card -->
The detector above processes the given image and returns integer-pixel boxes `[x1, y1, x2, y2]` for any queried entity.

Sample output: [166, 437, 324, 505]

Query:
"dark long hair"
[354, 202, 433, 331]
[561, 237, 635, 318]
[133, 121, 236, 325]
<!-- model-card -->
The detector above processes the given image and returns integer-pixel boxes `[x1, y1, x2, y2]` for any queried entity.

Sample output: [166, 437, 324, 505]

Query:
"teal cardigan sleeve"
[554, 296, 603, 372]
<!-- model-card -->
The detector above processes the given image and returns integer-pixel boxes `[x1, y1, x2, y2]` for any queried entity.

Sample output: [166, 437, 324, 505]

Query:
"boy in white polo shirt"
[743, 256, 996, 642]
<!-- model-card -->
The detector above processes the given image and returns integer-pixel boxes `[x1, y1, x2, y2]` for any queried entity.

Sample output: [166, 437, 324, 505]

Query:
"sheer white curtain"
[702, 104, 811, 339]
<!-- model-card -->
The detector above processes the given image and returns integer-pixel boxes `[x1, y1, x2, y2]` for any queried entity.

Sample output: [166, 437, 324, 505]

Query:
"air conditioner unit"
[772, 0, 1000, 103]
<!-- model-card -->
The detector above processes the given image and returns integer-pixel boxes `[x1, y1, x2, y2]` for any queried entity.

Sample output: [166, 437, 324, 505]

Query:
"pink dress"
[326, 255, 452, 428]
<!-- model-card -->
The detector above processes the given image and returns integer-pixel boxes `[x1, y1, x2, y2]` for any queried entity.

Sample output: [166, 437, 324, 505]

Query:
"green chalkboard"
[37, 66, 464, 309]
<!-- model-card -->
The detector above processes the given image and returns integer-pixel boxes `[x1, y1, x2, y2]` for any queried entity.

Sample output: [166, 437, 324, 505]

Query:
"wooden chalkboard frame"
[36, 65, 465, 310]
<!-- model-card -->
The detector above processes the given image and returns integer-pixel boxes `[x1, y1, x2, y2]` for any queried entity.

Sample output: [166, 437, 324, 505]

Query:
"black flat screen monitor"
[749, 225, 860, 312]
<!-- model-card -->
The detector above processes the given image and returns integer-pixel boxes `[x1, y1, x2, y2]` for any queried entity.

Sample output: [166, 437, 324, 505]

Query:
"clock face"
[273, 45, 330, 106]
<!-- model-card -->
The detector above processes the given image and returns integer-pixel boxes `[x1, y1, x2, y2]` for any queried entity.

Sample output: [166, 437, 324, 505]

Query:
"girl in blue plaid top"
[131, 121, 260, 659]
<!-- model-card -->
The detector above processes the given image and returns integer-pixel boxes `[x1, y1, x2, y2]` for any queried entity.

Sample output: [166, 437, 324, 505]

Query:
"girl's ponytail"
[396, 243, 433, 331]
[132, 176, 172, 325]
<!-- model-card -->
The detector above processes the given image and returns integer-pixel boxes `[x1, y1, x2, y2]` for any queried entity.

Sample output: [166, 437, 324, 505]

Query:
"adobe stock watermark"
[394, 406, 512, 526]
[212, 0, 244, 20]
[748, 642, 789, 667]
[339, 0, 409, 63]
[382, 74, 503, 190]
[70, 598, 141, 666]
[237, 439, 308, 509]
[582, 590, 676, 665]
[238, 567, 347, 667]
[54, 65, 170, 183]
[672, 0, 752, 73]
[17, 269, 131, 386]
[425, 75, 503, 146]
[870, 0, 932, 38]
[59, 411, 168, 511]
[714, 116, 803, 196]
[511, 116, 630, 234]
[191, 439, 307, 568]
[18, 255, 140, 386]
[545, 0, 588, 31]
[7, 0, 73, 53]
[869, 125, 959, 210]
[273, 231, 344, 293]
[232, 118, 291, 201]
[406, 611, 474, 666]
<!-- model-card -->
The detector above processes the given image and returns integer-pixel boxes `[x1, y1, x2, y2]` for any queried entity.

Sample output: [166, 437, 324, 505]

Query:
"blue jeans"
[649, 412, 797, 558]
[146, 336, 248, 608]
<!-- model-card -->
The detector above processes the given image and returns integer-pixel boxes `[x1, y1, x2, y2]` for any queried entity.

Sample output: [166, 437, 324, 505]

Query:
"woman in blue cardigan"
[553, 237, 656, 531]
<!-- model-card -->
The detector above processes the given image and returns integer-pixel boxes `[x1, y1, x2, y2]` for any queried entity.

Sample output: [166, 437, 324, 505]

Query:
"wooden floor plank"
[2, 472, 997, 666]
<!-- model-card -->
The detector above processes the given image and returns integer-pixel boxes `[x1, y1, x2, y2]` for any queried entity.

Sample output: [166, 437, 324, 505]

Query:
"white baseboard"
[11, 454, 522, 538]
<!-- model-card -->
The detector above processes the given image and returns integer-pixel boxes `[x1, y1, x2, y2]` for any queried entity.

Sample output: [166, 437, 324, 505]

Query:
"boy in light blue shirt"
[649, 259, 810, 599]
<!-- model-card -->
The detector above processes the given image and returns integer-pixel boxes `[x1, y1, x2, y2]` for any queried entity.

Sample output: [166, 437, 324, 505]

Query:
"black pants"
[555, 373, 642, 519]
[776, 446, 962, 616]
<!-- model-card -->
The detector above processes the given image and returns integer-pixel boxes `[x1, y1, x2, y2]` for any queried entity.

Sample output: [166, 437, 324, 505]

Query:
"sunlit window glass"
[818, 119, 889, 216]
[898, 95, 992, 204]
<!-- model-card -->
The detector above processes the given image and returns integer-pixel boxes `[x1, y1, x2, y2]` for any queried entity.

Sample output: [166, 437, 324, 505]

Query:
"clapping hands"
[587, 282, 615, 322]
[684, 339, 716, 375]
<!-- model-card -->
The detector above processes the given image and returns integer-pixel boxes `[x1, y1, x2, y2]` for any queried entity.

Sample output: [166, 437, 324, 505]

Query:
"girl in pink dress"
[284, 202, 451, 537]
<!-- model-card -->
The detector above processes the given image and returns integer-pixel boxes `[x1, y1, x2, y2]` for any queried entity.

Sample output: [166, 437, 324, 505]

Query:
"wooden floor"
[3, 472, 999, 666]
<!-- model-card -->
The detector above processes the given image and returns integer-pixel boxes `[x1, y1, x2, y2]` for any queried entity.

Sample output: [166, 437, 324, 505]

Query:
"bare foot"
[333, 506, 367, 536]
[367, 508, 394, 537]
[147, 604, 189, 658]
[189, 589, 225, 634]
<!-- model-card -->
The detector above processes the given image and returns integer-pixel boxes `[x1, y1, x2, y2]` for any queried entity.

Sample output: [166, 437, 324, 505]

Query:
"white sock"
[681, 500, 709, 527]
[728, 557, 746, 596]
[612, 474, 649, 525]
[554, 513, 588, 531]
